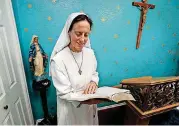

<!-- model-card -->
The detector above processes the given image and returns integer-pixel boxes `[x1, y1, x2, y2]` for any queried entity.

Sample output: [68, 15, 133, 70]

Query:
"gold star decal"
[24, 28, 28, 32]
[80, 10, 84, 13]
[162, 44, 165, 47]
[48, 16, 52, 21]
[160, 60, 164, 64]
[114, 61, 118, 65]
[124, 48, 128, 51]
[168, 50, 172, 54]
[114, 34, 119, 39]
[52, 0, 57, 3]
[173, 33, 177, 37]
[104, 47, 107, 52]
[48, 37, 53, 42]
[28, 4, 32, 8]
[158, 11, 161, 16]
[101, 17, 106, 22]
[127, 20, 131, 25]
[116, 5, 120, 10]
[168, 24, 171, 28]
[146, 25, 150, 29]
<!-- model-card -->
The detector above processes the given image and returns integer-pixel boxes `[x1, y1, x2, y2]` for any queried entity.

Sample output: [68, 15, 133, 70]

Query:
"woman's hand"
[83, 81, 98, 94]
[29, 57, 32, 62]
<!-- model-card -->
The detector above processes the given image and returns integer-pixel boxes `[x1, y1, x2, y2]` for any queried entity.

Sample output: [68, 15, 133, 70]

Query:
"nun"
[50, 12, 100, 125]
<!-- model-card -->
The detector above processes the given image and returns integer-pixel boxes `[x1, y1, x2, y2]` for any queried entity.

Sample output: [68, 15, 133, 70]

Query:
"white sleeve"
[50, 60, 80, 108]
[91, 51, 99, 85]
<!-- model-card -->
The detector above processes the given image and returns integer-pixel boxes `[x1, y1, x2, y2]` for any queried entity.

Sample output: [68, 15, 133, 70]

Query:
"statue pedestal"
[33, 79, 55, 125]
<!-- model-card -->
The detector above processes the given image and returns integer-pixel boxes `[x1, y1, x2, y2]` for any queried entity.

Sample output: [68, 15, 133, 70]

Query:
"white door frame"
[4, 0, 34, 124]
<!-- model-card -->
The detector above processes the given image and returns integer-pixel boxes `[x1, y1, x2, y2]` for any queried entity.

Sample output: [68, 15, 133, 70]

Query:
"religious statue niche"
[29, 35, 54, 125]
[132, 0, 155, 49]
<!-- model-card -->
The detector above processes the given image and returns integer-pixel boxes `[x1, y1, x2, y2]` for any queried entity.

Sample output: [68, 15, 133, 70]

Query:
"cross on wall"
[132, 0, 155, 49]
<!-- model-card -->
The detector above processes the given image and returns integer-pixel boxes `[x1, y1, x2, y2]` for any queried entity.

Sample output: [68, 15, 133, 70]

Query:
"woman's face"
[33, 37, 38, 43]
[68, 20, 91, 52]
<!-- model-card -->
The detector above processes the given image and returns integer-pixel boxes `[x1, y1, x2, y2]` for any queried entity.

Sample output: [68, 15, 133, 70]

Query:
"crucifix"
[132, 0, 155, 49]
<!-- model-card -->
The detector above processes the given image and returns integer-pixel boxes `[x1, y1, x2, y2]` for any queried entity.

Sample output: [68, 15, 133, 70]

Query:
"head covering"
[49, 12, 91, 75]
[31, 35, 38, 45]
[50, 12, 91, 60]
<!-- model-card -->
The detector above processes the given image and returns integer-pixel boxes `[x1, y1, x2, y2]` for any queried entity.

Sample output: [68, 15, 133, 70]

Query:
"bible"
[67, 86, 135, 102]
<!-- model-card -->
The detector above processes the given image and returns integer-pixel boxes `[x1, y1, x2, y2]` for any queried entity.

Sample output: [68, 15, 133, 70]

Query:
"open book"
[68, 86, 135, 103]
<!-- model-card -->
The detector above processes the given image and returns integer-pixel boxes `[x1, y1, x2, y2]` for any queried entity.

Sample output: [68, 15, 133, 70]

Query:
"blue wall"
[12, 0, 179, 120]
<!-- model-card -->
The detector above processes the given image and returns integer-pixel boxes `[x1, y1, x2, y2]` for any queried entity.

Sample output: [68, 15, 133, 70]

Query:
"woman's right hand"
[29, 57, 32, 62]
[83, 81, 98, 94]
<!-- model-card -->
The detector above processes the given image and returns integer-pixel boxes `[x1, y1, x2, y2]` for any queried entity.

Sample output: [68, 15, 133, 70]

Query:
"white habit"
[51, 46, 99, 125]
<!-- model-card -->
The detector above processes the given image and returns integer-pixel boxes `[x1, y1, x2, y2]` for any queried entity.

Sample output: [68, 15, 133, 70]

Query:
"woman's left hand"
[83, 81, 98, 94]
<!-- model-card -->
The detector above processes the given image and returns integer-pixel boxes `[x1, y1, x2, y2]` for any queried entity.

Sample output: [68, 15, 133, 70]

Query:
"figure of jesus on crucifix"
[132, 0, 155, 49]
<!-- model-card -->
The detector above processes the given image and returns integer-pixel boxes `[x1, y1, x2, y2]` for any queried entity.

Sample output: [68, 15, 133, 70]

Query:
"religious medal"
[78, 69, 82, 75]
[70, 49, 83, 75]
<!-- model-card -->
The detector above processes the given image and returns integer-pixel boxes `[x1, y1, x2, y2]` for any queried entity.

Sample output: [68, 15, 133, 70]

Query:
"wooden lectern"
[121, 76, 179, 125]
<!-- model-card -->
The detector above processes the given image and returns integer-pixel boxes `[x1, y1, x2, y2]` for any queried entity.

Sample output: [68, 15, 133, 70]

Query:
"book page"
[67, 86, 133, 102]
[95, 86, 130, 97]
[67, 91, 108, 101]
[111, 92, 135, 102]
